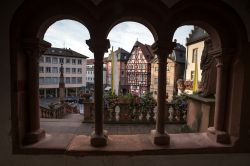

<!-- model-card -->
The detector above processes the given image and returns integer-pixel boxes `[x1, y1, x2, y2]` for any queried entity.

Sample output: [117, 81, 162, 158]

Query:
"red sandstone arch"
[9, 0, 249, 149]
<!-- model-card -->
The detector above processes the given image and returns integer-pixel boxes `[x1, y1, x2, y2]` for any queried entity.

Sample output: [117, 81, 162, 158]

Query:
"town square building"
[39, 47, 88, 98]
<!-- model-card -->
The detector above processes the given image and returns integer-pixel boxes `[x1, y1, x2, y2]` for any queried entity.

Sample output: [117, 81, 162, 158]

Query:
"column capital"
[209, 48, 236, 67]
[22, 38, 51, 58]
[151, 40, 176, 60]
[86, 38, 110, 54]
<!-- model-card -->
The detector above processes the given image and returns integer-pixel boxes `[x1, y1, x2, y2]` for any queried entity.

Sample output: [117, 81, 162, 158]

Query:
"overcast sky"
[44, 20, 193, 59]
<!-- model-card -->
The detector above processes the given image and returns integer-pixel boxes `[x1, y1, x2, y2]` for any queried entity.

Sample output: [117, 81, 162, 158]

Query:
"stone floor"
[40, 114, 183, 135]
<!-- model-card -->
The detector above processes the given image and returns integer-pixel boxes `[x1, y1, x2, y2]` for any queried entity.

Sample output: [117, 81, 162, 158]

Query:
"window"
[66, 58, 71, 64]
[78, 59, 82, 64]
[77, 68, 82, 74]
[52, 77, 58, 84]
[45, 57, 51, 63]
[72, 59, 76, 64]
[39, 67, 44, 73]
[52, 67, 58, 73]
[59, 58, 64, 64]
[192, 48, 198, 63]
[39, 77, 44, 84]
[72, 68, 76, 73]
[191, 71, 195, 80]
[65, 77, 70, 84]
[44, 77, 50, 84]
[52, 57, 58, 64]
[77, 77, 82, 84]
[39, 57, 44, 63]
[155, 67, 158, 71]
[71, 77, 76, 84]
[45, 67, 51, 73]
[66, 68, 70, 73]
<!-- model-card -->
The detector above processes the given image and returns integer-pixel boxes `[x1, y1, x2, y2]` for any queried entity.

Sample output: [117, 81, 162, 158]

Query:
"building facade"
[127, 41, 154, 96]
[150, 43, 186, 100]
[86, 58, 107, 91]
[106, 48, 130, 95]
[39, 47, 88, 98]
[185, 26, 209, 82]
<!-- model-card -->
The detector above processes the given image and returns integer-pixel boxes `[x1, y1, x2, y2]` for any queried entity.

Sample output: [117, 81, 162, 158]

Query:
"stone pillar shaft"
[207, 49, 232, 144]
[214, 56, 228, 131]
[28, 52, 40, 132]
[86, 38, 110, 147]
[156, 56, 167, 134]
[150, 40, 176, 145]
[94, 55, 104, 135]
[22, 38, 51, 145]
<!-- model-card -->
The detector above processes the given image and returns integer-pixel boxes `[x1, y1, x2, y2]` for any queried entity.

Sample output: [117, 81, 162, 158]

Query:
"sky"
[44, 19, 193, 59]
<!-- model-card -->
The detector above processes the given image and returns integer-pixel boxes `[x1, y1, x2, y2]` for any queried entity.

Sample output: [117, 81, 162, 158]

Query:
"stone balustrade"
[83, 102, 187, 124]
[40, 103, 78, 119]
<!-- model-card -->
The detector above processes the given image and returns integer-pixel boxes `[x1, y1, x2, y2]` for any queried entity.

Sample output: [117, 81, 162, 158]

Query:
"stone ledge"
[187, 94, 215, 103]
[19, 133, 235, 155]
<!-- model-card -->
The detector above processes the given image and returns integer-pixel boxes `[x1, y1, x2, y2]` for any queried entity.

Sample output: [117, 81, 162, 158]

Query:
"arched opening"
[39, 19, 92, 134]
[169, 17, 244, 143]
[171, 25, 216, 133]
[102, 21, 158, 134]
[9, 0, 249, 152]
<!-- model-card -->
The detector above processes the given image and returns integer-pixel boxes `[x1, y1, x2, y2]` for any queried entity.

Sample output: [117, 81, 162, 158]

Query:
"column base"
[207, 127, 231, 144]
[150, 130, 170, 145]
[90, 130, 108, 147]
[23, 128, 45, 145]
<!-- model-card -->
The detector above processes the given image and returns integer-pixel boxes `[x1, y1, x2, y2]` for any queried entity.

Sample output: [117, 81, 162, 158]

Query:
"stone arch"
[11, 0, 95, 40]
[105, 17, 158, 42]
[9, 0, 96, 147]
[98, 0, 168, 41]
[168, 0, 247, 51]
[164, 0, 248, 141]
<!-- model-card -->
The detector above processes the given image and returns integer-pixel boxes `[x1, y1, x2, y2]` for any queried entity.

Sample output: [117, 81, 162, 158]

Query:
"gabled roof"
[107, 47, 130, 62]
[130, 41, 155, 62]
[115, 48, 130, 61]
[186, 26, 209, 46]
[169, 43, 186, 63]
[44, 47, 88, 59]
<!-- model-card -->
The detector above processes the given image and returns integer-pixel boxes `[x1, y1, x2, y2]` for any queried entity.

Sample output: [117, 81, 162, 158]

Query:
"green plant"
[140, 91, 157, 114]
[171, 94, 188, 113]
[123, 93, 140, 119]
[104, 91, 118, 109]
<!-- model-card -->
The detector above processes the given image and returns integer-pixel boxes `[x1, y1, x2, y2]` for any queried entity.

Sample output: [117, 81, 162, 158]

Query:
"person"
[177, 79, 186, 95]
[199, 38, 217, 98]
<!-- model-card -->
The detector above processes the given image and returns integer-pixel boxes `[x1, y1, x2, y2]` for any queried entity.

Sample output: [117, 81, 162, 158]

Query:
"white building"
[86, 59, 107, 91]
[185, 26, 209, 82]
[39, 47, 88, 98]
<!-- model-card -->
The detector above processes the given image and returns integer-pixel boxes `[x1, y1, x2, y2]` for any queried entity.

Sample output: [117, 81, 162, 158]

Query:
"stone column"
[86, 38, 110, 147]
[150, 41, 176, 145]
[22, 38, 51, 145]
[207, 49, 233, 144]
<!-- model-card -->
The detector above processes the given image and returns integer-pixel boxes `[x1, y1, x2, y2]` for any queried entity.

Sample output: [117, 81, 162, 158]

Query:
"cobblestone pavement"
[40, 114, 183, 135]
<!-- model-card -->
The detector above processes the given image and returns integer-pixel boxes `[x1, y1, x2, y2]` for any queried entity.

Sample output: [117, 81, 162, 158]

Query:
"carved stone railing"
[40, 102, 79, 119]
[40, 105, 65, 118]
[83, 102, 187, 124]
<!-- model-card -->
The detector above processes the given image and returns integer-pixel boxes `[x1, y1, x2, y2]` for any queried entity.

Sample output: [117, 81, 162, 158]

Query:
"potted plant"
[125, 93, 140, 120]
[140, 91, 157, 121]
[171, 94, 188, 121]
[104, 91, 118, 121]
